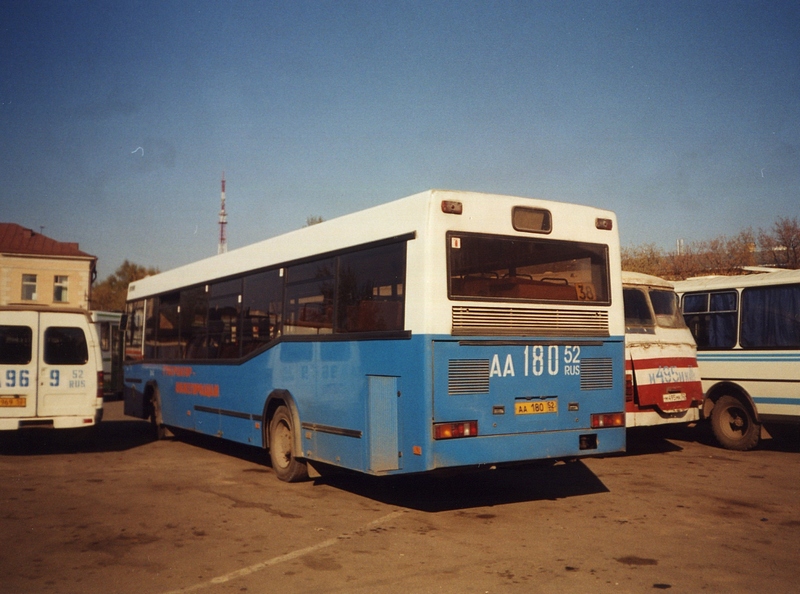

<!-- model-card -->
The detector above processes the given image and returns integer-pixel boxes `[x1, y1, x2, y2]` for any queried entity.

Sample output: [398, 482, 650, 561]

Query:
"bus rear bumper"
[0, 412, 102, 431]
[430, 427, 626, 470]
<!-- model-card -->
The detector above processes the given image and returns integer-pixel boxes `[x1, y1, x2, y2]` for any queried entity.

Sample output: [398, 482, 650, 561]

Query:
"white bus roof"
[127, 189, 617, 301]
[621, 271, 674, 289]
[673, 269, 800, 293]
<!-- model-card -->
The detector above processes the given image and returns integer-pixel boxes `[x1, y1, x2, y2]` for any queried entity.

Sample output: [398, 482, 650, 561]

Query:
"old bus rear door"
[0, 310, 38, 419]
[37, 311, 97, 420]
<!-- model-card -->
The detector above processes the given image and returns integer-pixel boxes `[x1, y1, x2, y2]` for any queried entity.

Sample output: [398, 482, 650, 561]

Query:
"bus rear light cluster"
[625, 373, 634, 401]
[590, 412, 625, 428]
[433, 420, 478, 440]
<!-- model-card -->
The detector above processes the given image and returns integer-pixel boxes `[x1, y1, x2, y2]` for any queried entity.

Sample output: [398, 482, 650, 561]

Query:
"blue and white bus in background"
[675, 269, 800, 450]
[90, 311, 123, 399]
[123, 189, 626, 481]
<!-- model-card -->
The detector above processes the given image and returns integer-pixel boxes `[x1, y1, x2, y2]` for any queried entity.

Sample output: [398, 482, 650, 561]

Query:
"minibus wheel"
[710, 395, 760, 451]
[268, 405, 309, 482]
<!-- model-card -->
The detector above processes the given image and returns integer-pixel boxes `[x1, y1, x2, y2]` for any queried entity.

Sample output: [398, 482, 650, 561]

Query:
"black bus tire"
[710, 395, 760, 451]
[268, 405, 309, 482]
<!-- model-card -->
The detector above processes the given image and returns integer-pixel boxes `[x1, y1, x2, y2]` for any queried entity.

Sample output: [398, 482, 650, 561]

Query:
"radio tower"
[218, 172, 228, 254]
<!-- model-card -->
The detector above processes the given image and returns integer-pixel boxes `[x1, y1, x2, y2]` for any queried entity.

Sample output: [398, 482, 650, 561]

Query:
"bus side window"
[337, 242, 405, 333]
[242, 269, 283, 354]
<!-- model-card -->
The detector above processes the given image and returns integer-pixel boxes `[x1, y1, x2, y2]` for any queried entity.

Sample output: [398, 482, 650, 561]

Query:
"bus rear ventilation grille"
[452, 306, 609, 337]
[580, 358, 614, 390]
[448, 359, 490, 395]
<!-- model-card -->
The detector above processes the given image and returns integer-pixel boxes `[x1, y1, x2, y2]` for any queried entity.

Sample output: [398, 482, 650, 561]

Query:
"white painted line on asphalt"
[162, 510, 406, 593]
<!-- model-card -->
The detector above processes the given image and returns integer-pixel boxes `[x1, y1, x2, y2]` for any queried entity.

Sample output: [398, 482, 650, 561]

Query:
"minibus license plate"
[0, 397, 26, 407]
[663, 393, 686, 403]
[515, 401, 557, 415]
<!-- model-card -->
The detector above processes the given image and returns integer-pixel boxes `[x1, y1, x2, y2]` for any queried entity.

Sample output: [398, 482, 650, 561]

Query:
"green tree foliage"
[90, 260, 159, 312]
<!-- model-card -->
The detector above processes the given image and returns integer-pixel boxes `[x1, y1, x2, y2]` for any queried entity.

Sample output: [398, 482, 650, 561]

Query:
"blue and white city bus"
[123, 190, 626, 481]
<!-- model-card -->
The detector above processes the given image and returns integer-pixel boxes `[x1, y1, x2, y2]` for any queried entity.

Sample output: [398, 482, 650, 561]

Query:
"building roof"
[0, 223, 96, 260]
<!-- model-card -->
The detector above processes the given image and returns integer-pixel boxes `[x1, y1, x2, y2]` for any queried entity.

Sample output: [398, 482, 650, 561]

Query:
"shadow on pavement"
[313, 460, 609, 512]
[0, 416, 155, 456]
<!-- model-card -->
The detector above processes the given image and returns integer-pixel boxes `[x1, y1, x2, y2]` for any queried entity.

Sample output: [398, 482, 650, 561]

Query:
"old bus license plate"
[0, 397, 26, 407]
[515, 401, 557, 415]
[663, 393, 687, 403]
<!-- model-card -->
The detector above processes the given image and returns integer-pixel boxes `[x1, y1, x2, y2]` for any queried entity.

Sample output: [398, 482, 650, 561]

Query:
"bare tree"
[759, 216, 800, 269]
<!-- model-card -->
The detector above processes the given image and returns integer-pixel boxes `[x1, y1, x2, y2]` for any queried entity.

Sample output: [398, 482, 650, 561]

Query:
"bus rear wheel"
[268, 406, 309, 482]
[710, 395, 760, 451]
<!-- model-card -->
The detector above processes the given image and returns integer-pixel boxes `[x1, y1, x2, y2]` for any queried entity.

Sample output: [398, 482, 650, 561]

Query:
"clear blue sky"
[2, 1, 798, 279]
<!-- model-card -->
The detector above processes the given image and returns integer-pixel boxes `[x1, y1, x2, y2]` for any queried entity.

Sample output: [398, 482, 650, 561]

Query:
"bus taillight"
[590, 413, 625, 428]
[625, 372, 634, 401]
[433, 421, 478, 440]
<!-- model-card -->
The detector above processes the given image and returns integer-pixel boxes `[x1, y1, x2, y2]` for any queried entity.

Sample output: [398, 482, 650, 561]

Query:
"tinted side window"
[181, 286, 208, 359]
[44, 327, 88, 365]
[0, 326, 33, 365]
[741, 284, 800, 348]
[208, 279, 242, 359]
[337, 242, 405, 333]
[284, 258, 335, 335]
[156, 292, 181, 359]
[242, 269, 283, 355]
[682, 290, 738, 349]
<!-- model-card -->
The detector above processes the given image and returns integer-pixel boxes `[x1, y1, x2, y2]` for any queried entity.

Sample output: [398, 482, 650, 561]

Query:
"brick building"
[0, 223, 97, 310]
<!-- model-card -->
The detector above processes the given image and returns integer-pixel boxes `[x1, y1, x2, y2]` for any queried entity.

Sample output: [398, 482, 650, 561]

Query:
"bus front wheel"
[710, 395, 760, 451]
[268, 406, 309, 482]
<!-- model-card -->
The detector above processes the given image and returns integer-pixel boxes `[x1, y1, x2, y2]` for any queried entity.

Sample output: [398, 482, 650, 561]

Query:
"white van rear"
[0, 306, 103, 430]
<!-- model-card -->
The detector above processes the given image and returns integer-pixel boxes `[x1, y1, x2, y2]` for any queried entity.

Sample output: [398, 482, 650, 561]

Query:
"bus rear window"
[0, 325, 33, 365]
[44, 327, 89, 365]
[448, 233, 610, 304]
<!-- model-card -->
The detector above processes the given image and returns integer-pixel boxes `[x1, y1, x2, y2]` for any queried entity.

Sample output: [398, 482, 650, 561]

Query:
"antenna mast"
[218, 171, 228, 254]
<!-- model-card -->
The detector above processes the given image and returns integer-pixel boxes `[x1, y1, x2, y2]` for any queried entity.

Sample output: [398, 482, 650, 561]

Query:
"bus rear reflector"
[590, 413, 625, 428]
[433, 421, 478, 439]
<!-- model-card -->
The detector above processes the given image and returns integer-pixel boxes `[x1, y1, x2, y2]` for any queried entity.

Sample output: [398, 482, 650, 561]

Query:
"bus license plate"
[663, 393, 686, 403]
[515, 401, 557, 415]
[0, 397, 26, 407]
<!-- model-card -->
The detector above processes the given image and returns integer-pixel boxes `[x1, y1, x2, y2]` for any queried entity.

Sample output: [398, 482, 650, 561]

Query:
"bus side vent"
[448, 359, 490, 395]
[580, 358, 614, 390]
[452, 306, 609, 337]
